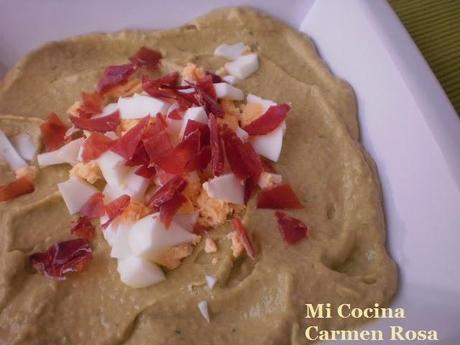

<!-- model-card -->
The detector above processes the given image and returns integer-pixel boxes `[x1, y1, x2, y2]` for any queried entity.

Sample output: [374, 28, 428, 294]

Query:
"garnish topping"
[102, 194, 131, 228]
[231, 217, 256, 259]
[275, 211, 308, 245]
[81, 133, 114, 162]
[30, 239, 93, 280]
[129, 47, 162, 70]
[257, 184, 303, 209]
[40, 113, 69, 151]
[70, 110, 120, 132]
[0, 176, 34, 202]
[243, 104, 290, 135]
[70, 217, 96, 241]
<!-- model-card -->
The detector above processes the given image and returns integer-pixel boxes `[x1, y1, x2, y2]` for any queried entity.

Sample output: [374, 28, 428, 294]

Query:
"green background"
[390, 0, 460, 115]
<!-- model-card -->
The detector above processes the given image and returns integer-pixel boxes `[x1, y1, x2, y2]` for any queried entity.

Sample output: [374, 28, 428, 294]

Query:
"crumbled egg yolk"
[219, 99, 240, 130]
[15, 165, 38, 181]
[240, 102, 264, 127]
[228, 231, 244, 258]
[204, 237, 218, 253]
[182, 63, 206, 82]
[120, 201, 152, 222]
[154, 243, 194, 270]
[196, 189, 234, 227]
[69, 161, 102, 184]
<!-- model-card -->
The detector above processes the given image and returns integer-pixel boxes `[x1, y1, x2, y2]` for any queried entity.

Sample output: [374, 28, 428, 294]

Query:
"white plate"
[1, 0, 459, 343]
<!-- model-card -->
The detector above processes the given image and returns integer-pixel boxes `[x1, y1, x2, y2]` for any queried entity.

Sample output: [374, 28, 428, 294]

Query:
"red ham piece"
[209, 114, 224, 176]
[29, 239, 93, 280]
[185, 145, 211, 172]
[261, 158, 277, 173]
[102, 194, 131, 228]
[81, 133, 114, 162]
[126, 143, 150, 167]
[159, 192, 186, 227]
[155, 130, 201, 174]
[244, 178, 257, 204]
[78, 91, 104, 118]
[134, 164, 156, 178]
[232, 217, 256, 259]
[79, 193, 105, 219]
[221, 126, 263, 182]
[275, 211, 308, 245]
[168, 108, 183, 120]
[129, 47, 162, 70]
[71, 110, 120, 132]
[70, 217, 96, 241]
[40, 112, 69, 151]
[147, 176, 187, 209]
[111, 116, 149, 160]
[257, 184, 303, 209]
[143, 74, 195, 110]
[142, 117, 173, 164]
[0, 177, 34, 202]
[189, 76, 223, 116]
[184, 119, 210, 147]
[98, 63, 136, 94]
[242, 104, 291, 136]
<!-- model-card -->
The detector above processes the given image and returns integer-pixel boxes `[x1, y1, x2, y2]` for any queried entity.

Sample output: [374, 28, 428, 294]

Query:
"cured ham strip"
[129, 47, 162, 70]
[102, 194, 131, 228]
[81, 133, 114, 162]
[243, 104, 290, 136]
[275, 211, 308, 245]
[40, 113, 69, 151]
[79, 192, 105, 219]
[232, 217, 256, 259]
[257, 184, 303, 209]
[209, 114, 224, 176]
[111, 116, 149, 160]
[98, 64, 136, 94]
[0, 177, 34, 202]
[70, 217, 96, 241]
[71, 111, 120, 132]
[30, 239, 93, 280]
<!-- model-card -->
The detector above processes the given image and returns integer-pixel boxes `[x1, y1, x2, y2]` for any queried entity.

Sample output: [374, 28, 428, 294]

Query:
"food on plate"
[0, 7, 397, 345]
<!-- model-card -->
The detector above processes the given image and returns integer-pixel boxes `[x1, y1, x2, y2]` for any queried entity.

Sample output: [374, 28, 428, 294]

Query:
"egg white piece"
[250, 122, 286, 162]
[11, 133, 37, 161]
[173, 211, 199, 232]
[117, 256, 165, 288]
[214, 42, 248, 60]
[225, 53, 259, 80]
[102, 167, 149, 202]
[235, 127, 249, 141]
[205, 275, 217, 289]
[179, 106, 208, 137]
[57, 176, 98, 214]
[118, 93, 170, 119]
[97, 151, 130, 188]
[246, 94, 277, 112]
[203, 173, 244, 205]
[37, 138, 85, 168]
[222, 75, 239, 85]
[101, 216, 118, 246]
[0, 129, 27, 170]
[213, 83, 244, 101]
[110, 222, 134, 259]
[129, 215, 198, 260]
[197, 300, 210, 322]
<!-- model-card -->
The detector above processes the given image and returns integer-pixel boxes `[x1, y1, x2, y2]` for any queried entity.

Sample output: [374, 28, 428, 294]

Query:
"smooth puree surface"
[0, 7, 397, 345]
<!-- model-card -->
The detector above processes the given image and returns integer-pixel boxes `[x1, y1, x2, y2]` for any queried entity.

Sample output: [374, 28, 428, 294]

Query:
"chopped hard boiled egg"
[11, 132, 37, 161]
[129, 215, 198, 260]
[197, 300, 210, 322]
[57, 176, 98, 214]
[118, 93, 169, 119]
[225, 53, 259, 80]
[0, 129, 28, 170]
[37, 138, 84, 167]
[203, 173, 244, 205]
[251, 122, 286, 162]
[97, 151, 129, 188]
[222, 75, 238, 85]
[257, 171, 283, 189]
[213, 83, 244, 100]
[117, 256, 165, 288]
[110, 222, 134, 259]
[214, 42, 248, 60]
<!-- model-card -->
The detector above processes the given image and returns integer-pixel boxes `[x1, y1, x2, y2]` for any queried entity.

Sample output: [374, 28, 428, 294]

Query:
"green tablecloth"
[389, 0, 460, 115]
